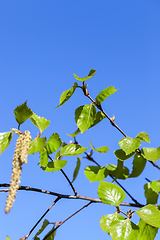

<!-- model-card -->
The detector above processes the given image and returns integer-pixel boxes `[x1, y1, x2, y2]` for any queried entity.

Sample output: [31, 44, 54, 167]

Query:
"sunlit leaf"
[75, 104, 96, 133]
[0, 131, 13, 154]
[6, 237, 12, 240]
[110, 219, 139, 240]
[89, 140, 109, 153]
[137, 219, 158, 240]
[72, 157, 81, 183]
[40, 148, 48, 167]
[98, 181, 125, 206]
[141, 147, 160, 162]
[73, 69, 96, 81]
[61, 143, 88, 156]
[119, 137, 141, 155]
[144, 181, 160, 204]
[136, 132, 150, 143]
[95, 86, 118, 105]
[44, 226, 56, 240]
[30, 113, 50, 132]
[14, 101, 33, 125]
[129, 153, 146, 178]
[85, 166, 108, 182]
[100, 212, 125, 233]
[42, 160, 67, 172]
[56, 82, 78, 107]
[67, 128, 80, 137]
[90, 111, 106, 128]
[28, 137, 46, 154]
[136, 204, 160, 228]
[114, 149, 134, 161]
[45, 133, 62, 154]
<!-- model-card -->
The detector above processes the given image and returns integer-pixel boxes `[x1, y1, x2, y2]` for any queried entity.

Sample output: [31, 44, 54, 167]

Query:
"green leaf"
[110, 219, 139, 240]
[67, 128, 80, 137]
[43, 226, 56, 240]
[136, 132, 150, 143]
[90, 111, 106, 128]
[61, 143, 88, 156]
[72, 157, 81, 183]
[144, 181, 160, 204]
[45, 133, 62, 154]
[90, 140, 109, 153]
[73, 69, 96, 81]
[85, 166, 108, 182]
[141, 147, 160, 162]
[75, 104, 97, 133]
[34, 219, 50, 239]
[0, 131, 13, 154]
[95, 86, 118, 105]
[42, 160, 67, 172]
[114, 149, 134, 161]
[119, 137, 141, 155]
[98, 181, 125, 206]
[100, 212, 125, 234]
[136, 204, 160, 228]
[106, 162, 129, 180]
[14, 101, 33, 125]
[28, 137, 46, 154]
[137, 219, 158, 240]
[129, 153, 146, 178]
[40, 148, 48, 167]
[56, 82, 78, 107]
[30, 113, 50, 133]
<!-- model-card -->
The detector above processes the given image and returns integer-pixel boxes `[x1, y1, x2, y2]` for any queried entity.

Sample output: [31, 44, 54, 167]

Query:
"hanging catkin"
[5, 131, 31, 213]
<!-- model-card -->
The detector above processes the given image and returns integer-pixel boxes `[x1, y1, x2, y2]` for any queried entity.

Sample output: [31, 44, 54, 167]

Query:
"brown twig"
[43, 201, 92, 240]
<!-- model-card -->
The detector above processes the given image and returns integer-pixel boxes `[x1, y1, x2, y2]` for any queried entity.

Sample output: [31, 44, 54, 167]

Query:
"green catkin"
[5, 131, 31, 214]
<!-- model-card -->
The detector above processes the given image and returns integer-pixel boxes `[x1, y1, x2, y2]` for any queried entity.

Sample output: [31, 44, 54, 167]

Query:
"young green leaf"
[43, 226, 56, 240]
[95, 86, 118, 105]
[60, 143, 88, 156]
[137, 219, 158, 240]
[73, 69, 96, 81]
[42, 160, 67, 172]
[98, 181, 125, 206]
[90, 111, 106, 128]
[72, 157, 81, 183]
[0, 131, 13, 154]
[135, 132, 150, 143]
[30, 113, 50, 133]
[6, 237, 12, 240]
[136, 204, 160, 228]
[110, 219, 139, 240]
[144, 181, 160, 204]
[45, 133, 62, 154]
[28, 137, 46, 154]
[106, 162, 129, 180]
[75, 104, 96, 133]
[100, 212, 125, 234]
[40, 148, 48, 167]
[34, 219, 50, 239]
[85, 166, 108, 182]
[56, 82, 78, 107]
[129, 153, 146, 178]
[14, 101, 33, 125]
[90, 140, 109, 153]
[141, 147, 160, 162]
[114, 149, 135, 161]
[119, 137, 141, 155]
[67, 128, 80, 137]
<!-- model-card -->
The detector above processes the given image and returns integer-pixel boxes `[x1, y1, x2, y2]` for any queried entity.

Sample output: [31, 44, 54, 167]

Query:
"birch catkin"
[5, 131, 31, 213]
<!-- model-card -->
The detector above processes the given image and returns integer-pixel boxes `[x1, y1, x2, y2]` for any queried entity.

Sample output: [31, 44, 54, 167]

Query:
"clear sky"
[0, 1, 160, 239]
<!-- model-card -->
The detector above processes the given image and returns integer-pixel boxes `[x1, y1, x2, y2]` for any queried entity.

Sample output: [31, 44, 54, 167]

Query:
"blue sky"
[0, 1, 160, 239]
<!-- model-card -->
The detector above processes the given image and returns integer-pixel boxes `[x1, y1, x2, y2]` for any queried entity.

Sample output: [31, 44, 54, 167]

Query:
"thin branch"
[21, 197, 61, 240]
[48, 155, 77, 195]
[0, 183, 144, 208]
[43, 201, 92, 240]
